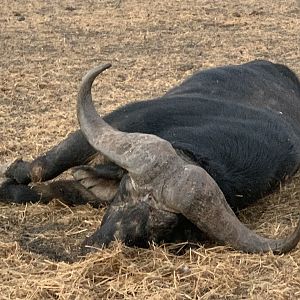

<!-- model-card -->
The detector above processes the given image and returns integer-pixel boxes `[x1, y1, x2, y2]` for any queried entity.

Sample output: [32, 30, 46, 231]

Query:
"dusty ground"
[0, 0, 300, 299]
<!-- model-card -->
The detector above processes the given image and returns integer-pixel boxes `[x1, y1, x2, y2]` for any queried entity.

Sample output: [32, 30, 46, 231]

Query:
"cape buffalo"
[1, 60, 300, 254]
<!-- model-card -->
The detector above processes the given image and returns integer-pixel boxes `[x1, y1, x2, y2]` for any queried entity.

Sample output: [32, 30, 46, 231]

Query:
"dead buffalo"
[1, 60, 300, 254]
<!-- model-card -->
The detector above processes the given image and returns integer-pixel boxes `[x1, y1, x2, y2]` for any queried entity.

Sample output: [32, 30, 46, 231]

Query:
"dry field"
[1, 0, 300, 299]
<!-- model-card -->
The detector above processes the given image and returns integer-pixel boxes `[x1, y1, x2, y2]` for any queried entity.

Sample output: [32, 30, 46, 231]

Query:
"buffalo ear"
[72, 165, 120, 204]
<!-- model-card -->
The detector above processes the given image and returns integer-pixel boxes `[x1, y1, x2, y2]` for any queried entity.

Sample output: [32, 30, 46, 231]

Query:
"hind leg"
[0, 177, 102, 206]
[0, 162, 123, 207]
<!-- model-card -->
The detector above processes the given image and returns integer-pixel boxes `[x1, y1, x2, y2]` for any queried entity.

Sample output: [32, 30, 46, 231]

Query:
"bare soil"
[0, 0, 300, 299]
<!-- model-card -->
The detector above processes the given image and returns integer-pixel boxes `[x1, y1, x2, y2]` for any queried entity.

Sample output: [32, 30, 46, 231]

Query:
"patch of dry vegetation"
[0, 0, 300, 299]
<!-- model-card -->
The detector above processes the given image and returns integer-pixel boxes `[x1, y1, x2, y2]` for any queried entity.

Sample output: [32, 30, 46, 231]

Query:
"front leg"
[5, 130, 97, 184]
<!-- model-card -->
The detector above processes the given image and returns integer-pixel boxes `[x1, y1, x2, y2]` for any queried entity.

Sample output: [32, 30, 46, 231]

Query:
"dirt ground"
[0, 0, 300, 299]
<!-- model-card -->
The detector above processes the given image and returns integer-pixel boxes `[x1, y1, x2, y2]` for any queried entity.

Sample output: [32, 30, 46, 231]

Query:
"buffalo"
[1, 60, 300, 254]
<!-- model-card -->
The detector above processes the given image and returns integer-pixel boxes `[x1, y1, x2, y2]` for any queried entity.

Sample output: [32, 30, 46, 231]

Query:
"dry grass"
[0, 0, 300, 299]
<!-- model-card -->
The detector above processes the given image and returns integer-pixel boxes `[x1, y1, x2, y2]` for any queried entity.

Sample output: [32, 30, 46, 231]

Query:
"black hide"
[103, 60, 300, 210]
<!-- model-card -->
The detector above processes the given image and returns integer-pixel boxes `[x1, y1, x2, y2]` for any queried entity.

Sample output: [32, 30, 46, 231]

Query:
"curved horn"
[77, 64, 179, 179]
[77, 65, 300, 253]
[165, 164, 300, 253]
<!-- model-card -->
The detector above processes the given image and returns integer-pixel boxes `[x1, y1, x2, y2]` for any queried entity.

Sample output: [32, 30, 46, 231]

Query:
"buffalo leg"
[0, 178, 105, 207]
[5, 130, 97, 184]
[0, 162, 123, 207]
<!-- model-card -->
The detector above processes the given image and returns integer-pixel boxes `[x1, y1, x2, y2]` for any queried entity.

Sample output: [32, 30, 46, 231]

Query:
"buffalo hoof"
[0, 161, 12, 178]
[5, 159, 31, 184]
